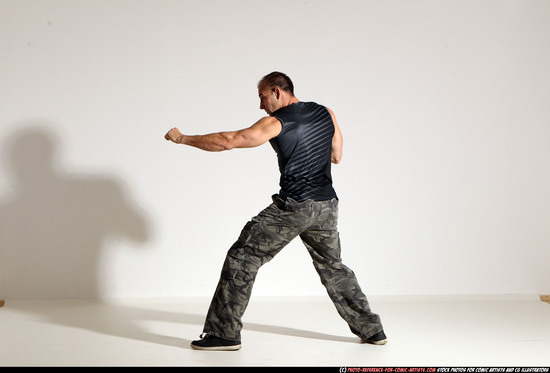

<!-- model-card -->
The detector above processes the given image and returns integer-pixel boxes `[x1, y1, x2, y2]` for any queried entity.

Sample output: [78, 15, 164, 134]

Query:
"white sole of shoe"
[365, 338, 388, 345]
[190, 343, 242, 351]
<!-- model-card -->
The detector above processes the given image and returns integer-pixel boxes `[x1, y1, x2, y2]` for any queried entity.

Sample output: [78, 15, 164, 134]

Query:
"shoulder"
[250, 116, 282, 138]
[257, 115, 282, 128]
[322, 105, 337, 120]
[304, 101, 333, 117]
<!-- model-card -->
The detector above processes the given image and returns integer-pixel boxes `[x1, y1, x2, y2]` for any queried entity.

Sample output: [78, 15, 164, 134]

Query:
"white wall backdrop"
[1, 0, 549, 299]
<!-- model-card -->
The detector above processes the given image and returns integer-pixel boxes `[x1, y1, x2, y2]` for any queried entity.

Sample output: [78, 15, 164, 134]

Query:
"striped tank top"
[270, 101, 338, 202]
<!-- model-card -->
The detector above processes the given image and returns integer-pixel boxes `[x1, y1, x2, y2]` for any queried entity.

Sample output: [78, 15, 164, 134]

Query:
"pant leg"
[299, 200, 384, 340]
[203, 197, 304, 340]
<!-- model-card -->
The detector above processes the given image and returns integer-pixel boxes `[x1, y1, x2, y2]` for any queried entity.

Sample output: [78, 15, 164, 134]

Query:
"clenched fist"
[165, 128, 183, 143]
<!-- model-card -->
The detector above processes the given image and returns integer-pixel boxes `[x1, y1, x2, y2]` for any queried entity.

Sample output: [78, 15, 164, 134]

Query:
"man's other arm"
[327, 108, 343, 164]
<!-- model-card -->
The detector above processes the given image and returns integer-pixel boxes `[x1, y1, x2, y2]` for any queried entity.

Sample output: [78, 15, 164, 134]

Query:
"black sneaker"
[190, 333, 242, 351]
[363, 330, 388, 345]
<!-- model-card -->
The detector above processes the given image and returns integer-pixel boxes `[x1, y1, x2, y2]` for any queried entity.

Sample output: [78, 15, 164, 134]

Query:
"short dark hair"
[258, 71, 294, 96]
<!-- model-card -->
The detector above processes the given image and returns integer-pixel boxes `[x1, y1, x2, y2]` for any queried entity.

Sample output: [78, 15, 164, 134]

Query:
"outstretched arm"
[165, 116, 282, 152]
[326, 108, 343, 164]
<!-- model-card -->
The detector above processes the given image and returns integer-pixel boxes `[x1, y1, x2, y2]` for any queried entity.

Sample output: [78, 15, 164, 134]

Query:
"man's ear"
[273, 87, 281, 99]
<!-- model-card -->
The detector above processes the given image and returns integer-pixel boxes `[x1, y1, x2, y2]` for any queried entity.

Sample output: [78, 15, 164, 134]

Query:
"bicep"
[230, 117, 282, 149]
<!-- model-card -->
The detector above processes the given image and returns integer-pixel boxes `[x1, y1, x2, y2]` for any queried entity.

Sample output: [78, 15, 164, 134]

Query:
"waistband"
[271, 193, 338, 210]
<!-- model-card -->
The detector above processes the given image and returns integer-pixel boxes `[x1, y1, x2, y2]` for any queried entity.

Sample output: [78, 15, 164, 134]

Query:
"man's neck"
[282, 96, 300, 108]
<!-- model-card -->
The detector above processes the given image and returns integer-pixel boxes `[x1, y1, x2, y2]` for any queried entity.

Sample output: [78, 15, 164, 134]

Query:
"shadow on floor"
[3, 299, 358, 349]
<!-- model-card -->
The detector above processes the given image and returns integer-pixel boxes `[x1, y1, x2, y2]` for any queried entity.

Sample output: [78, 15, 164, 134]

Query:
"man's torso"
[269, 101, 337, 202]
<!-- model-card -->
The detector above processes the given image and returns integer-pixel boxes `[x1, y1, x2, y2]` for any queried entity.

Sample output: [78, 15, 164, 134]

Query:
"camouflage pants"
[203, 194, 384, 341]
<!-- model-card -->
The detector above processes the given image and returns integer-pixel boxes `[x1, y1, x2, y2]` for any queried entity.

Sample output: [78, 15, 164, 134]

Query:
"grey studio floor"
[0, 295, 549, 367]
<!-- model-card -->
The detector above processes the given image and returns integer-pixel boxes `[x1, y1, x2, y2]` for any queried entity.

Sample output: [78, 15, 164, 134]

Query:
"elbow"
[217, 136, 236, 151]
[221, 133, 245, 151]
[221, 141, 236, 151]
[331, 150, 342, 164]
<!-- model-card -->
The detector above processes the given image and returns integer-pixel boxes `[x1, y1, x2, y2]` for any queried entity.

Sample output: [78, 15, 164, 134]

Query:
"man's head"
[258, 71, 297, 115]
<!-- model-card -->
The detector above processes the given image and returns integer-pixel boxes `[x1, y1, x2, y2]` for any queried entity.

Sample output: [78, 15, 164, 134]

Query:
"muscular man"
[165, 72, 386, 351]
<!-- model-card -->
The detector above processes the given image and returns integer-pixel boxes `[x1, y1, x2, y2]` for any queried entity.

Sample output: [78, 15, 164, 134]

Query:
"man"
[165, 72, 386, 351]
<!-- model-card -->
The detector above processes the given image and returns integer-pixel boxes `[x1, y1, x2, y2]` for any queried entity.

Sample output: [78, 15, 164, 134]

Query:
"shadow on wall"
[0, 125, 360, 347]
[0, 124, 150, 299]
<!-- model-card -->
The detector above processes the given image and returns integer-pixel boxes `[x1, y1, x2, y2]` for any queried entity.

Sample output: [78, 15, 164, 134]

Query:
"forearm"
[176, 132, 234, 152]
[331, 132, 343, 164]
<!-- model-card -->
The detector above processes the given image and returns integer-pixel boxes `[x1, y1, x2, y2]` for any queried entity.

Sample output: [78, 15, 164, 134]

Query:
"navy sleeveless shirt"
[270, 101, 338, 202]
